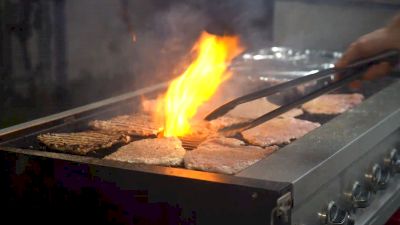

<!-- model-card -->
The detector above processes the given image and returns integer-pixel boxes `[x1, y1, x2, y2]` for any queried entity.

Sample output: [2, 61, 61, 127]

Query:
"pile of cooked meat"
[37, 93, 364, 174]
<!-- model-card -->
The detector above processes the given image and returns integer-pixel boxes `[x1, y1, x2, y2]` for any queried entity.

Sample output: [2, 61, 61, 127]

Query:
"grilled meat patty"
[89, 114, 160, 137]
[37, 131, 130, 155]
[208, 116, 248, 131]
[302, 93, 364, 115]
[104, 137, 185, 166]
[241, 117, 320, 147]
[228, 98, 303, 118]
[184, 137, 278, 174]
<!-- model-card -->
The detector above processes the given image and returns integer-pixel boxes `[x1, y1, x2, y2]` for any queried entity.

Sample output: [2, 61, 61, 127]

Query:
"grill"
[1, 56, 400, 224]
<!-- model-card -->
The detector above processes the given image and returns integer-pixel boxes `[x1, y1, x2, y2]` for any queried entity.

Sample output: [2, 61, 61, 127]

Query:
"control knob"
[346, 181, 371, 208]
[365, 163, 390, 191]
[319, 201, 355, 225]
[384, 148, 400, 174]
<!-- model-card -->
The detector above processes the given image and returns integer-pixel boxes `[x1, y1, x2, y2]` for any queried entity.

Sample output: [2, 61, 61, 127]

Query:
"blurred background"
[0, 0, 399, 129]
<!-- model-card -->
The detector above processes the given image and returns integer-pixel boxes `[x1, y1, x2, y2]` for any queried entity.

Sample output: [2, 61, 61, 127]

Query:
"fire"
[156, 32, 243, 137]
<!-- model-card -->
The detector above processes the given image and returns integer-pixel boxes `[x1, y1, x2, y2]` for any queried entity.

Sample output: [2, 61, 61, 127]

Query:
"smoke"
[128, 0, 274, 88]
[130, 2, 208, 89]
[63, 0, 275, 102]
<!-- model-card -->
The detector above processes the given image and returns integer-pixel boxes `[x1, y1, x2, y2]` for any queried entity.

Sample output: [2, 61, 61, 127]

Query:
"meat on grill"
[228, 98, 303, 118]
[184, 137, 278, 174]
[241, 117, 320, 147]
[89, 114, 160, 137]
[104, 137, 185, 166]
[37, 131, 131, 155]
[208, 116, 248, 131]
[302, 93, 364, 115]
[178, 117, 244, 147]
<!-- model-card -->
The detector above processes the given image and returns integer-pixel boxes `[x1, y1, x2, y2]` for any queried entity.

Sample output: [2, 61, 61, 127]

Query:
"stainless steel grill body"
[0, 78, 399, 225]
[238, 80, 400, 225]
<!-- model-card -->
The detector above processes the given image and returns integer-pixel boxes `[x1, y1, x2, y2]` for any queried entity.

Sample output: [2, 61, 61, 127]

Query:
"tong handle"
[205, 49, 400, 122]
[338, 49, 400, 79]
[346, 49, 400, 69]
[218, 49, 400, 136]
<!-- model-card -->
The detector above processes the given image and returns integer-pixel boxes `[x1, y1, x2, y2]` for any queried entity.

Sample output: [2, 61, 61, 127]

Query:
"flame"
[156, 32, 243, 137]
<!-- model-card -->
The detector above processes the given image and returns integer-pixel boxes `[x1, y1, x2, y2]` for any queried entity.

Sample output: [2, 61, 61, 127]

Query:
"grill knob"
[384, 148, 400, 174]
[347, 181, 371, 208]
[365, 164, 383, 192]
[377, 168, 391, 190]
[319, 201, 355, 225]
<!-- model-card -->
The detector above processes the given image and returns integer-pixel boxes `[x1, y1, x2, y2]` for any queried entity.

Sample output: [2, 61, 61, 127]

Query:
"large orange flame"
[156, 32, 243, 137]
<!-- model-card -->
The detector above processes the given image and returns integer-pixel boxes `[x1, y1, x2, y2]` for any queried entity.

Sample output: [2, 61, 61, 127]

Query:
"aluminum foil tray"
[230, 47, 343, 104]
[231, 46, 342, 81]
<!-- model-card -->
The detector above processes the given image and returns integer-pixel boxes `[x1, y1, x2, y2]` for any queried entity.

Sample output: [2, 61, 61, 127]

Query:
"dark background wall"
[0, 0, 274, 128]
[0, 0, 398, 129]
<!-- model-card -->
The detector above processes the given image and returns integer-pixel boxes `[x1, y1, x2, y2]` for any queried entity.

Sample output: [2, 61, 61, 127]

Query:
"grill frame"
[0, 81, 291, 225]
[1, 76, 399, 225]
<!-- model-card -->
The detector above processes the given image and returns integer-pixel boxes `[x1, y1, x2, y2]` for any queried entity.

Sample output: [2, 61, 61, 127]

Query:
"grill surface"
[0, 75, 399, 225]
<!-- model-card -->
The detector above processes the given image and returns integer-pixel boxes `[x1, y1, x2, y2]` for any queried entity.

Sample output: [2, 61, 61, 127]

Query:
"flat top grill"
[0, 73, 399, 225]
[0, 74, 397, 172]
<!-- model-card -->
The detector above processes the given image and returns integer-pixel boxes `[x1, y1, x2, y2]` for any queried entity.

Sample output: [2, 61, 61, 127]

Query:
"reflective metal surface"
[238, 80, 400, 225]
[230, 47, 344, 105]
[232, 46, 342, 81]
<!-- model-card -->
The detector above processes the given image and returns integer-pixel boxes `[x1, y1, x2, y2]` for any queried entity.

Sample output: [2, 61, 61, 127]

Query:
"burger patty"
[301, 93, 364, 115]
[37, 131, 130, 155]
[228, 98, 303, 118]
[241, 117, 320, 147]
[184, 137, 278, 174]
[89, 114, 160, 137]
[208, 116, 248, 131]
[104, 137, 185, 166]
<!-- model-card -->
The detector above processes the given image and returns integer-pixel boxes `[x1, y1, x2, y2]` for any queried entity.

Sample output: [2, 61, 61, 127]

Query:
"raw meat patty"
[241, 117, 320, 147]
[228, 98, 303, 118]
[104, 137, 185, 166]
[184, 137, 278, 174]
[302, 93, 364, 115]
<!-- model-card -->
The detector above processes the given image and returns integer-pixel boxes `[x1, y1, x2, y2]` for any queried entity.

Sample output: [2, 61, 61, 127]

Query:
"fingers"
[363, 62, 392, 80]
[344, 62, 392, 90]
[336, 29, 390, 68]
[349, 80, 362, 89]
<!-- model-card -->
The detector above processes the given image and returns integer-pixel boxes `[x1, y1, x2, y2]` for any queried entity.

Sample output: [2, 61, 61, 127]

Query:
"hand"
[336, 14, 400, 87]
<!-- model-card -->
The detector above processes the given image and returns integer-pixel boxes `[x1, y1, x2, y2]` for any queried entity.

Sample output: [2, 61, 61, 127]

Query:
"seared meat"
[176, 116, 247, 148]
[228, 98, 303, 118]
[302, 93, 364, 115]
[37, 131, 130, 155]
[104, 137, 185, 166]
[184, 137, 278, 174]
[200, 136, 245, 147]
[241, 117, 320, 147]
[89, 114, 160, 137]
[208, 116, 248, 131]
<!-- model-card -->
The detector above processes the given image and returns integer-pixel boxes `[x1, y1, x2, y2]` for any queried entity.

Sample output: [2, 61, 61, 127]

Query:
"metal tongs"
[205, 49, 400, 137]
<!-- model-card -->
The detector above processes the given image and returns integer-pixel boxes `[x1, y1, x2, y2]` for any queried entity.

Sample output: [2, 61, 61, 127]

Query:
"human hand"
[336, 14, 400, 87]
